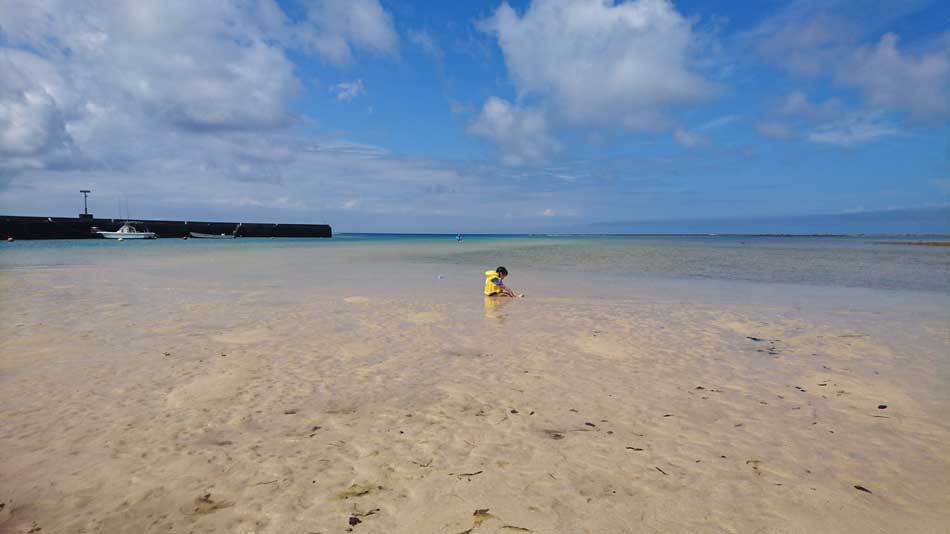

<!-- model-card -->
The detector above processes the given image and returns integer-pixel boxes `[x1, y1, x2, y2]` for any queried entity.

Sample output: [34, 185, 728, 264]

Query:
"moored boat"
[189, 232, 236, 239]
[96, 223, 156, 239]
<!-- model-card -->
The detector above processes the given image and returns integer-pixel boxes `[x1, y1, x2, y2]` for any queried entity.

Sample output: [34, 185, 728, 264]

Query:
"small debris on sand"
[877, 404, 887, 409]
[348, 508, 379, 527]
[336, 484, 375, 499]
[854, 485, 873, 494]
[192, 493, 234, 514]
[473, 508, 494, 527]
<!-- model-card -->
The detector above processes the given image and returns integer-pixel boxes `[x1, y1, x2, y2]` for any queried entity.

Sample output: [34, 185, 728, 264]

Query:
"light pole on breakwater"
[80, 190, 92, 219]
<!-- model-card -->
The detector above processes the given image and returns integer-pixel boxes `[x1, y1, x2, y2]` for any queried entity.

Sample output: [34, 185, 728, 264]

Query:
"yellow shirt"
[484, 270, 505, 295]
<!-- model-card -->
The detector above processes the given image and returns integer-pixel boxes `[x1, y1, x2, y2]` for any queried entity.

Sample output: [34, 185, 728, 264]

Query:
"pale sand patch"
[406, 311, 443, 325]
[212, 328, 273, 345]
[1, 269, 949, 533]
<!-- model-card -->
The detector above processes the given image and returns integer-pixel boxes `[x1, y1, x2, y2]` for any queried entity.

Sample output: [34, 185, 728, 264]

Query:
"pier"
[0, 214, 331, 240]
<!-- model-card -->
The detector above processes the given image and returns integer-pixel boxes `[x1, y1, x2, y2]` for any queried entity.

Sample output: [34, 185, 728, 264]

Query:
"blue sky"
[0, 0, 948, 232]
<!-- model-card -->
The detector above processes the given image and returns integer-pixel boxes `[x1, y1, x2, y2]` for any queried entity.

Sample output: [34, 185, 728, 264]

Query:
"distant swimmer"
[457, 233, 463, 242]
[483, 266, 524, 298]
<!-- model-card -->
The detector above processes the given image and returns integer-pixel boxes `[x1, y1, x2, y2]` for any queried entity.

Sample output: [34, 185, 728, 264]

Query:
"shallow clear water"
[2, 234, 948, 294]
[3, 234, 950, 534]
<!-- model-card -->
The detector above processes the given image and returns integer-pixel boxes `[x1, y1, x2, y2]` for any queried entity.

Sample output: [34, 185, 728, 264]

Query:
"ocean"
[2, 234, 949, 294]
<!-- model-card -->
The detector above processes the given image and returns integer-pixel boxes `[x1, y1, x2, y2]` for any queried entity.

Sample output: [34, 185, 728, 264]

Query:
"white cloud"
[479, 0, 715, 130]
[745, 2, 949, 123]
[408, 29, 443, 61]
[296, 0, 399, 65]
[843, 33, 950, 121]
[697, 115, 737, 131]
[0, 1, 302, 139]
[0, 0, 404, 178]
[778, 91, 843, 121]
[760, 94, 902, 146]
[468, 97, 559, 166]
[747, 10, 854, 76]
[331, 79, 366, 102]
[807, 113, 898, 146]
[0, 50, 81, 173]
[0, 60, 70, 156]
[672, 128, 709, 148]
[743, 0, 929, 76]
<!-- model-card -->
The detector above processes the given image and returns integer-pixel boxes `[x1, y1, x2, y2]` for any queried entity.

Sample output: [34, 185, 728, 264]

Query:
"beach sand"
[1, 255, 949, 533]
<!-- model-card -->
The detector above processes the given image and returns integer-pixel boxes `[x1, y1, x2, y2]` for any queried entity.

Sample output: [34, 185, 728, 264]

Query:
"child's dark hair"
[496, 266, 508, 276]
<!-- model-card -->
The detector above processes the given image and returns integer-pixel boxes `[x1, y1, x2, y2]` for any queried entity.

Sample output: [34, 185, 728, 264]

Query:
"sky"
[0, 0, 948, 233]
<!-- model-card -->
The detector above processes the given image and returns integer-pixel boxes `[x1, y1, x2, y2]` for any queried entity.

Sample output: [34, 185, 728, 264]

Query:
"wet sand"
[1, 253, 949, 533]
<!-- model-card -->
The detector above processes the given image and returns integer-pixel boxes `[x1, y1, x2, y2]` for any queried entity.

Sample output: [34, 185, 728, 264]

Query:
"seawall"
[0, 215, 331, 239]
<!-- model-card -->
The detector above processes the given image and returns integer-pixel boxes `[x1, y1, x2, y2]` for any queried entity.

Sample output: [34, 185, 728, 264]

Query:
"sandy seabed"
[1, 261, 949, 534]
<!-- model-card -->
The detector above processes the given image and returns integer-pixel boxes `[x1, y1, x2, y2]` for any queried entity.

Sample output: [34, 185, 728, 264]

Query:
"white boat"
[189, 232, 236, 239]
[96, 223, 156, 239]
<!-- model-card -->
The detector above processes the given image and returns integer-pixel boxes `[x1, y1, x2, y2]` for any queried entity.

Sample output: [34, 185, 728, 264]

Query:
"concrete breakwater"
[0, 215, 331, 240]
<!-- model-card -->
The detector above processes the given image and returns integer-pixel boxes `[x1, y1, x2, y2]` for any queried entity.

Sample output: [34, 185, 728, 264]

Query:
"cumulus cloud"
[0, 1, 303, 151]
[743, 0, 929, 76]
[468, 97, 559, 166]
[746, 1, 949, 124]
[331, 79, 366, 102]
[0, 0, 404, 177]
[843, 33, 950, 121]
[0, 50, 81, 173]
[296, 0, 399, 65]
[479, 0, 716, 131]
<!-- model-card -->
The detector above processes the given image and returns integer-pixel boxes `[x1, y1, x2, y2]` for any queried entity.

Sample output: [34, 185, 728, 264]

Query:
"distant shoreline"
[872, 241, 950, 247]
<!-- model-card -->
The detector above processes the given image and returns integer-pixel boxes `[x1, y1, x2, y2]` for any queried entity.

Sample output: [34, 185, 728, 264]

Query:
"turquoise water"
[2, 234, 949, 293]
